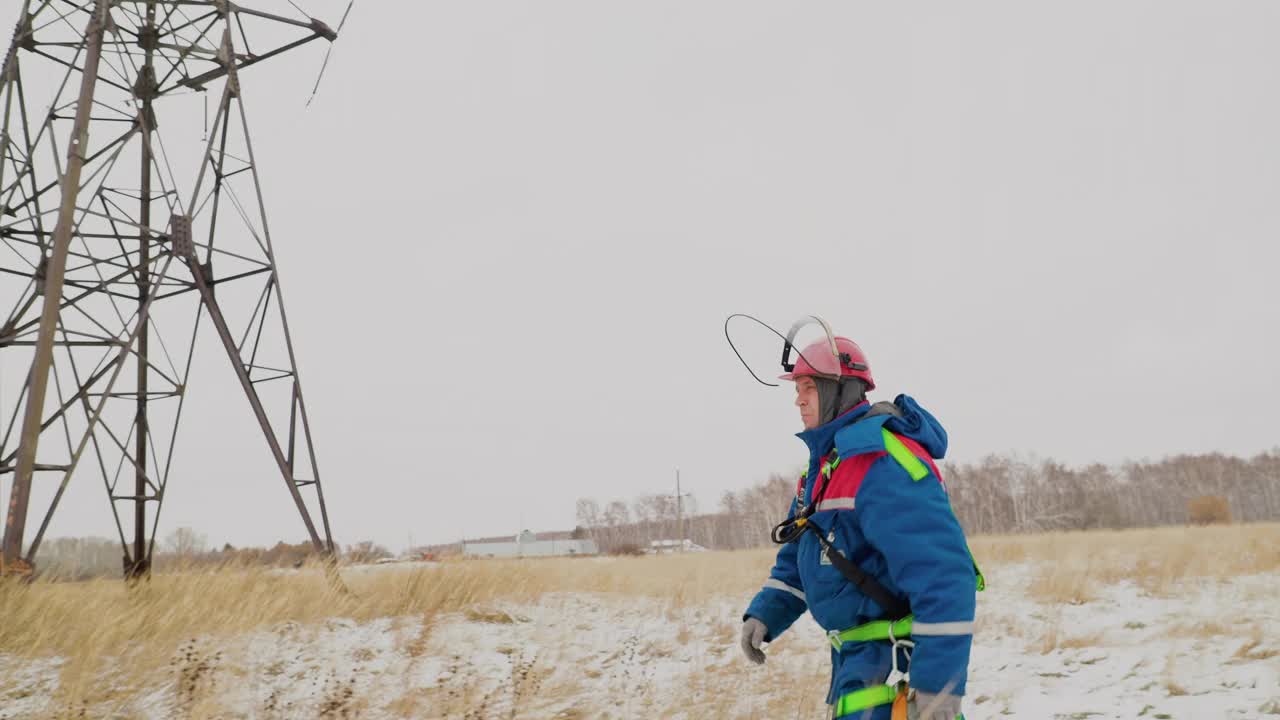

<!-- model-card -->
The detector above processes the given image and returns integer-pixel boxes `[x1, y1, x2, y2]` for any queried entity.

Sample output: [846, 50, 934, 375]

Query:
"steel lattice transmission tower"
[0, 0, 341, 578]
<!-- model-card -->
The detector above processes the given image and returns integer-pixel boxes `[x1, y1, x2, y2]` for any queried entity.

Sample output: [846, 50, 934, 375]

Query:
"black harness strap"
[771, 455, 911, 620]
[808, 519, 911, 619]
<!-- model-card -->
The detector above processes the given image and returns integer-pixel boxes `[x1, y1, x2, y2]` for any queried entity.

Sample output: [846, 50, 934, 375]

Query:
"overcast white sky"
[5, 1, 1279, 552]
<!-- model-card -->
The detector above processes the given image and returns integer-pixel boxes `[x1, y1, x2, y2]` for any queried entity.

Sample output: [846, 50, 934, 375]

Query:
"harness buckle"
[885, 620, 914, 687]
[884, 637, 914, 688]
[828, 629, 844, 651]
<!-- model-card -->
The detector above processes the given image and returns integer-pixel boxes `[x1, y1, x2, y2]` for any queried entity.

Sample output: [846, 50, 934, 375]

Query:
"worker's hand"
[740, 617, 768, 665]
[908, 690, 962, 720]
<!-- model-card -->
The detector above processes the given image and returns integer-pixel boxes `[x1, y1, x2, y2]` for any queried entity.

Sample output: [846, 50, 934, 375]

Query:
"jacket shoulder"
[834, 416, 893, 459]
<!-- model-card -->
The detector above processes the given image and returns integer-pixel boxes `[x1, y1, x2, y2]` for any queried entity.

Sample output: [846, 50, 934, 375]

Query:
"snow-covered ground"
[2, 564, 1277, 718]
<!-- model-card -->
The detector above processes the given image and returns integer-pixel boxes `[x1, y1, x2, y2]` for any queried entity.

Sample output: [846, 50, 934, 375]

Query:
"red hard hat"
[779, 337, 875, 390]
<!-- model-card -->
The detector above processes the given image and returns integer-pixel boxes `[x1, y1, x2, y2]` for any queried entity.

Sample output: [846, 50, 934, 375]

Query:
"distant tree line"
[573, 493, 701, 554]
[34, 528, 392, 581]
[35, 450, 1278, 576]
[576, 450, 1280, 552]
[944, 451, 1280, 534]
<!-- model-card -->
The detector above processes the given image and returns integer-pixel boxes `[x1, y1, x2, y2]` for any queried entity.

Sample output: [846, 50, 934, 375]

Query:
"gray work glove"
[908, 690, 962, 720]
[740, 617, 768, 665]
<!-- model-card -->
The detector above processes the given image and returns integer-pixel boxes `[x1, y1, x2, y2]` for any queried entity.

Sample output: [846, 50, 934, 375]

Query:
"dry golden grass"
[0, 550, 773, 714]
[1057, 631, 1105, 650]
[971, 522, 1280, 601]
[1034, 614, 1061, 655]
[1027, 563, 1097, 605]
[1187, 495, 1232, 525]
[0, 551, 758, 660]
[0, 522, 1276, 716]
[1169, 621, 1234, 639]
[1232, 624, 1280, 662]
[1162, 652, 1189, 697]
[6, 523, 1272, 664]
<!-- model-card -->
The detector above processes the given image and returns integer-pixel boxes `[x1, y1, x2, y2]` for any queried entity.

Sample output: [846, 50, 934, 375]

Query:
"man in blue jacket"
[739, 333, 979, 720]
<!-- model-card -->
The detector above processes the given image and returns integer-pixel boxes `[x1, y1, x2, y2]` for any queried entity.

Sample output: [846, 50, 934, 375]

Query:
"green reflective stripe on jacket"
[879, 429, 987, 591]
[822, 454, 842, 478]
[972, 550, 986, 591]
[829, 616, 915, 650]
[832, 684, 899, 717]
[882, 428, 930, 481]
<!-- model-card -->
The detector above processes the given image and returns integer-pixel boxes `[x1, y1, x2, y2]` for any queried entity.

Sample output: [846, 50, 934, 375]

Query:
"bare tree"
[34, 537, 120, 579]
[346, 541, 392, 563]
[576, 498, 602, 531]
[164, 527, 207, 558]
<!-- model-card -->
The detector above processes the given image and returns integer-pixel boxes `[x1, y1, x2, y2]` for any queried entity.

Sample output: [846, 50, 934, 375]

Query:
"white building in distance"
[462, 530, 598, 558]
[648, 539, 707, 554]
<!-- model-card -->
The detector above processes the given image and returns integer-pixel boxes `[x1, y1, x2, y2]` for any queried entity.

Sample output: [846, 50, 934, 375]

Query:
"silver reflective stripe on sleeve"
[815, 497, 855, 512]
[763, 578, 806, 602]
[911, 621, 975, 636]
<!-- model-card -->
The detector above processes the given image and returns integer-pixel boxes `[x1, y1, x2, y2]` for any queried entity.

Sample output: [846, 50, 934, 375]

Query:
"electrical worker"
[736, 328, 982, 720]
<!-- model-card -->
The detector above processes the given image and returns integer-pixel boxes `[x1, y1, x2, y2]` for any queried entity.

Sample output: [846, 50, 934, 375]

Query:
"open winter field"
[1, 524, 1278, 719]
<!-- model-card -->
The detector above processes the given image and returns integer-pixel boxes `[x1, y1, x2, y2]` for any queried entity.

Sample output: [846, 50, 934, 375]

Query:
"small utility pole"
[676, 469, 682, 552]
[674, 469, 692, 552]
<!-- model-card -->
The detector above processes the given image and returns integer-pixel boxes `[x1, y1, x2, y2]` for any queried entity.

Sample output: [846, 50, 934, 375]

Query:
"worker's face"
[794, 376, 820, 430]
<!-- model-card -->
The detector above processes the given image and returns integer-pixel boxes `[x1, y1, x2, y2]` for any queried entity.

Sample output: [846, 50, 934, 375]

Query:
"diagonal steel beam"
[2, 0, 108, 573]
[178, 233, 322, 549]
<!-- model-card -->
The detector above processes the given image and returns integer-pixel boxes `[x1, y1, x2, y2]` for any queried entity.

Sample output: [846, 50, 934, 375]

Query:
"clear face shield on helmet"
[724, 314, 855, 386]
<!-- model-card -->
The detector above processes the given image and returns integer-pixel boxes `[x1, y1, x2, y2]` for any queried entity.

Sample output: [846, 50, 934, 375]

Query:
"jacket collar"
[796, 401, 871, 462]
